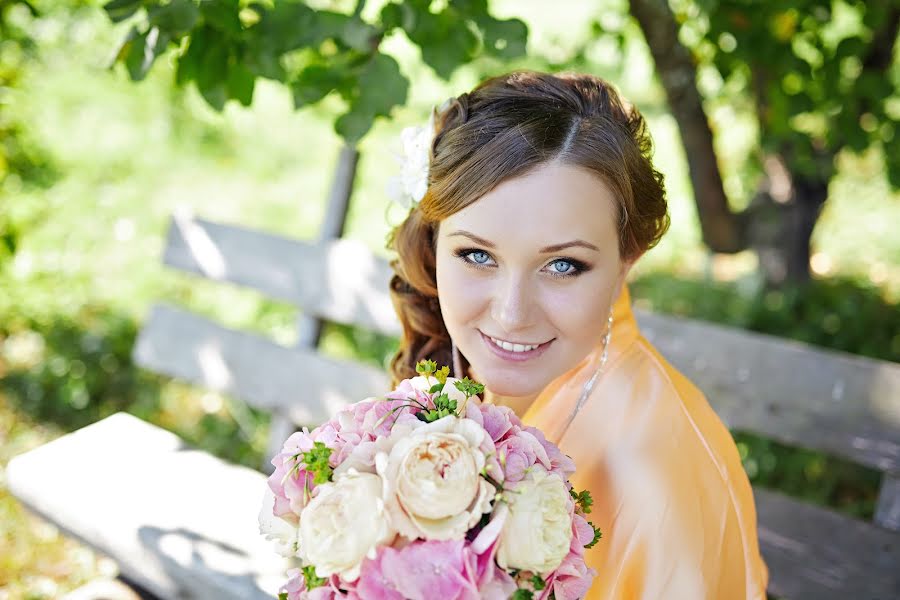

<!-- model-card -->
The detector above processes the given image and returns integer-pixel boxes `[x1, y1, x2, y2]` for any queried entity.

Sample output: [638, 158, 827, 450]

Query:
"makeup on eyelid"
[452, 248, 592, 278]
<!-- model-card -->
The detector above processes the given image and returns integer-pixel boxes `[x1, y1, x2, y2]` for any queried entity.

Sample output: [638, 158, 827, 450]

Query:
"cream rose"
[376, 415, 494, 541]
[496, 468, 573, 575]
[298, 469, 394, 581]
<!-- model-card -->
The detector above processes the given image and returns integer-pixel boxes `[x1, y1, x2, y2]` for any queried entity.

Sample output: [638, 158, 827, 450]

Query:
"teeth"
[489, 336, 539, 352]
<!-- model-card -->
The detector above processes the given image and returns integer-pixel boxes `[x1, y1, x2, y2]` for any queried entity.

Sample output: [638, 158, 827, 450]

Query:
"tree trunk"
[744, 156, 828, 286]
[627, 0, 744, 253]
[628, 0, 829, 287]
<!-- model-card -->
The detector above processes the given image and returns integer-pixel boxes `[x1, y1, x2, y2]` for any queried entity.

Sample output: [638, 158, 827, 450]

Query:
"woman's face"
[435, 161, 631, 399]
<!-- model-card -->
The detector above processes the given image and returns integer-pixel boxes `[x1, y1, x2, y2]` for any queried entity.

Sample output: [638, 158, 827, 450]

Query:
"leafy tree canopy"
[103, 0, 528, 142]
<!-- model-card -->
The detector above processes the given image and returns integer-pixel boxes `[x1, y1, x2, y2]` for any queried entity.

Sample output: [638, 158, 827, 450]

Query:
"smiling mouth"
[480, 331, 554, 354]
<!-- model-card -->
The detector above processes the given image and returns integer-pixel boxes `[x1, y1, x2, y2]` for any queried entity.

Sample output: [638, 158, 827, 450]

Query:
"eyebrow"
[448, 230, 600, 253]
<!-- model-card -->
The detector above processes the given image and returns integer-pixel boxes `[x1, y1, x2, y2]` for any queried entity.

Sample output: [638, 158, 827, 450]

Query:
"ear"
[611, 259, 637, 302]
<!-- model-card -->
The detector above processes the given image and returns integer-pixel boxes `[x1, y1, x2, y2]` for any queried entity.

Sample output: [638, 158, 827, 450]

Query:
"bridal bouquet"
[259, 361, 600, 600]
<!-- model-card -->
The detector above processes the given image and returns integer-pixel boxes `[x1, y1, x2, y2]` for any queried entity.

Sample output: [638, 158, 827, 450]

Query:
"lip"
[479, 330, 554, 363]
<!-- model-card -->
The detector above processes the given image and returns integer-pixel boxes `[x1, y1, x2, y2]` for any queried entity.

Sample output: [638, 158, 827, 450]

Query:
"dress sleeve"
[582, 397, 768, 600]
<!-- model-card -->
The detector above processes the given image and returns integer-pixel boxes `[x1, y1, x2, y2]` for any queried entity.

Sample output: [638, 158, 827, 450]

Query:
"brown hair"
[386, 71, 670, 385]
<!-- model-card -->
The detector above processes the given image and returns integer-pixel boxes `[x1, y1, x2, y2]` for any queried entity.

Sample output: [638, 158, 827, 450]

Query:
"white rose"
[298, 469, 394, 581]
[496, 468, 573, 575]
[258, 487, 299, 557]
[376, 415, 494, 541]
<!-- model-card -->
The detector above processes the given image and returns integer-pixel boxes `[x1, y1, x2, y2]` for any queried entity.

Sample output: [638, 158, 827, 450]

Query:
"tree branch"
[628, 0, 744, 253]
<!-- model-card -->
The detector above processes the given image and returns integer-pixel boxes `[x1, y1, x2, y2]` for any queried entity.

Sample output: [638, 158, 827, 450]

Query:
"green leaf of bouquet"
[586, 520, 603, 548]
[302, 564, 327, 589]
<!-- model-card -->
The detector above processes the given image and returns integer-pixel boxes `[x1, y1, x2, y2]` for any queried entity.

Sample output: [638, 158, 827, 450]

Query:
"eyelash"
[453, 248, 590, 278]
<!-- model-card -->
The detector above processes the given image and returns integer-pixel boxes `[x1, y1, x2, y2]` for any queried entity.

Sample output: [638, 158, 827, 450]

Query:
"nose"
[490, 273, 535, 334]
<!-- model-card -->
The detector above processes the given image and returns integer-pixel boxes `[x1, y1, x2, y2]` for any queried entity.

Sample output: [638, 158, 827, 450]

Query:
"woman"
[387, 71, 768, 599]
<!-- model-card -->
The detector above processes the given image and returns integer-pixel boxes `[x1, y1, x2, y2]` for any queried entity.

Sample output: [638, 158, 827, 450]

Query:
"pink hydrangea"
[356, 539, 480, 600]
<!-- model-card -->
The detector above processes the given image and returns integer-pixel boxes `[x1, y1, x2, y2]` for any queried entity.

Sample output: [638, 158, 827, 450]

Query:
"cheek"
[436, 257, 486, 329]
[541, 278, 614, 343]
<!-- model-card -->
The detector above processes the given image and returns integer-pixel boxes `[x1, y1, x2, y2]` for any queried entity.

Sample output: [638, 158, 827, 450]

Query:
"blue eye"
[549, 259, 575, 274]
[467, 251, 491, 265]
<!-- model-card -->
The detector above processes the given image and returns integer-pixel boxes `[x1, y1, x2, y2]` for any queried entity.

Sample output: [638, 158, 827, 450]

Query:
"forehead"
[438, 162, 620, 249]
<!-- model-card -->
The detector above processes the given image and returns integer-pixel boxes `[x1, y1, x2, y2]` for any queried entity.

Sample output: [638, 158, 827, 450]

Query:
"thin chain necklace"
[557, 310, 614, 442]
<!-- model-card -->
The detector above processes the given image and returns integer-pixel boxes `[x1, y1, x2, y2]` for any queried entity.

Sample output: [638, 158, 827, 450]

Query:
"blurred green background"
[1, 0, 898, 597]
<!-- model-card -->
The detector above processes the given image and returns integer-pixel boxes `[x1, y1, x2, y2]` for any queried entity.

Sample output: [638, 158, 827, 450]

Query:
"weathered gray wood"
[165, 213, 400, 337]
[7, 413, 290, 600]
[264, 143, 361, 472]
[875, 473, 900, 532]
[755, 487, 900, 599]
[133, 304, 391, 426]
[637, 310, 900, 473]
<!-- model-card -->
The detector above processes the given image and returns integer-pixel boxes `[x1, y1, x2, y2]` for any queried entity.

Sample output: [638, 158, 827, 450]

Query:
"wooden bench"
[8, 214, 900, 600]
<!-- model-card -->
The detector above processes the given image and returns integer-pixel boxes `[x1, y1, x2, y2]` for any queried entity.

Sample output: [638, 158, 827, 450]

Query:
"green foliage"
[1, 0, 60, 267]
[570, 488, 594, 514]
[453, 376, 485, 398]
[585, 521, 602, 549]
[103, 0, 528, 142]
[416, 391, 458, 423]
[298, 441, 334, 485]
[681, 0, 899, 185]
[302, 564, 327, 590]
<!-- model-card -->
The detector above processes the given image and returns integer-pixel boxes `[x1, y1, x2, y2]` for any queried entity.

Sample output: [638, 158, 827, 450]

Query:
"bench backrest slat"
[638, 312, 900, 473]
[134, 304, 390, 426]
[164, 214, 400, 337]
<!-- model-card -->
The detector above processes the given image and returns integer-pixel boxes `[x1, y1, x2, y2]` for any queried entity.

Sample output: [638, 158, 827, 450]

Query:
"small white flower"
[386, 98, 456, 210]
[386, 109, 437, 209]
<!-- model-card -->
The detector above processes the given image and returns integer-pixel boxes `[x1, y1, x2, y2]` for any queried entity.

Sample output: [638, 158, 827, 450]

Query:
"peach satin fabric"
[523, 285, 769, 599]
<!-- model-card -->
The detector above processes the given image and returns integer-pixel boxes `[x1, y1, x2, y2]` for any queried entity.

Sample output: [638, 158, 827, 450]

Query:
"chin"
[469, 364, 546, 398]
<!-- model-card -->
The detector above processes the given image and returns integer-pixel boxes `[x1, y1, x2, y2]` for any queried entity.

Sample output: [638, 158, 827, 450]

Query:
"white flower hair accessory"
[386, 99, 452, 210]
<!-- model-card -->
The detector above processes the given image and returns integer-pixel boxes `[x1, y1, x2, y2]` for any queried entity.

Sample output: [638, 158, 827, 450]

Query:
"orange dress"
[523, 284, 769, 600]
